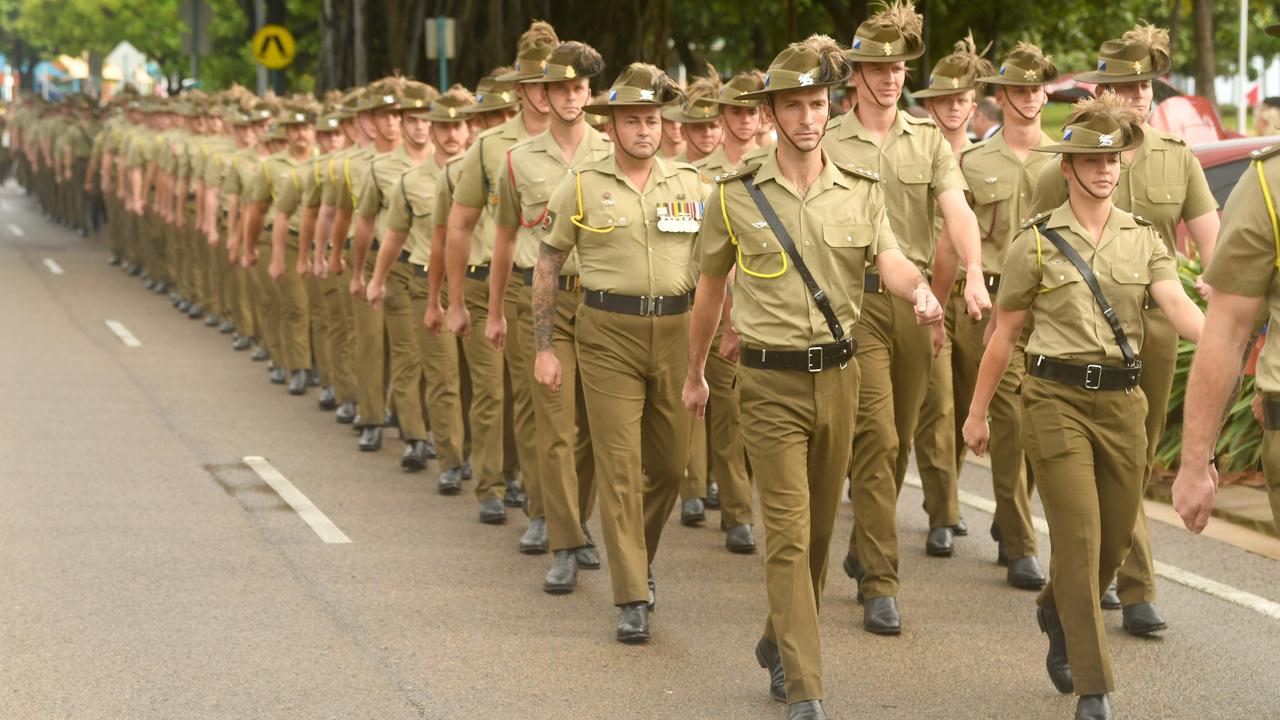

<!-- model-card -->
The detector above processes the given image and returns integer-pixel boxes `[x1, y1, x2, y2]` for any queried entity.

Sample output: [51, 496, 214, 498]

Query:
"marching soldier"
[964, 93, 1205, 720]
[823, 0, 988, 634]
[534, 62, 699, 643]
[684, 35, 942, 720]
[487, 41, 611, 589]
[444, 22, 560, 524]
[1030, 25, 1219, 631]
[932, 41, 1061, 589]
[662, 70, 722, 165]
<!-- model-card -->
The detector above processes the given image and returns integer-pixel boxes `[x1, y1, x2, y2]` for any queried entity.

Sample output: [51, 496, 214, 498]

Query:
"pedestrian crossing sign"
[252, 24, 296, 70]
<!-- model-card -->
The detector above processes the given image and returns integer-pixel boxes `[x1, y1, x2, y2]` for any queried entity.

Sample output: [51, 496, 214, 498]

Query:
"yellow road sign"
[251, 24, 295, 70]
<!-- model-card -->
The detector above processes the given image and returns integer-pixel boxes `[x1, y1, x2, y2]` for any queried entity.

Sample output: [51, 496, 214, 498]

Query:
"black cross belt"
[582, 289, 691, 317]
[521, 266, 581, 292]
[740, 338, 858, 373]
[1028, 355, 1142, 391]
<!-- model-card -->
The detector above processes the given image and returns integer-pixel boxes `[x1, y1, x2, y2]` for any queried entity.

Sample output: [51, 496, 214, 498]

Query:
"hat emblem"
[1063, 128, 1073, 141]
[383, 94, 394, 104]
[639, 89, 655, 101]
[883, 43, 893, 56]
[1098, 133, 1114, 147]
[500, 92, 511, 102]
[797, 71, 814, 86]
[853, 39, 862, 50]
[564, 65, 576, 79]
[1024, 68, 1038, 81]
[447, 107, 457, 118]
[294, 113, 304, 121]
[609, 89, 619, 101]
[763, 74, 771, 87]
[999, 66, 1007, 75]
[1098, 60, 1108, 71]
[476, 94, 485, 103]
[951, 77, 960, 89]
[1132, 61, 1143, 74]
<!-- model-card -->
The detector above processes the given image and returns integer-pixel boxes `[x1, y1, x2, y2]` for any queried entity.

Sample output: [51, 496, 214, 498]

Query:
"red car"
[1047, 72, 1243, 143]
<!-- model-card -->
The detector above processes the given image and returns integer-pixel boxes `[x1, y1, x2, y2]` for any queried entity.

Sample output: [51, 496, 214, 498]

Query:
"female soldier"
[964, 94, 1204, 720]
[1030, 25, 1218, 632]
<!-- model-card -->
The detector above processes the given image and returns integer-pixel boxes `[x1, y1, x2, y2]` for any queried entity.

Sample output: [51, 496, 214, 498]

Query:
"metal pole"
[437, 17, 447, 90]
[1239, 0, 1248, 134]
[255, 0, 267, 95]
[192, 0, 200, 86]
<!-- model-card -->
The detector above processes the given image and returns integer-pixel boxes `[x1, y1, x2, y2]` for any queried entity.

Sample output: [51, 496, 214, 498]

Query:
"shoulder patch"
[834, 162, 881, 182]
[714, 163, 760, 184]
[1021, 211, 1051, 230]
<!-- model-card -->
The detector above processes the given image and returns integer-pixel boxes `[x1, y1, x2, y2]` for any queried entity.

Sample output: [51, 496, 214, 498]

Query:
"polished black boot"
[1007, 556, 1047, 590]
[543, 549, 577, 594]
[1037, 605, 1074, 694]
[616, 602, 650, 644]
[358, 426, 383, 452]
[926, 526, 954, 557]
[1121, 602, 1167, 636]
[519, 517, 549, 554]
[680, 497, 705, 526]
[754, 636, 786, 703]
[503, 474, 527, 508]
[575, 524, 601, 569]
[1076, 694, 1113, 720]
[287, 369, 307, 395]
[335, 401, 357, 424]
[317, 387, 337, 410]
[400, 441, 428, 471]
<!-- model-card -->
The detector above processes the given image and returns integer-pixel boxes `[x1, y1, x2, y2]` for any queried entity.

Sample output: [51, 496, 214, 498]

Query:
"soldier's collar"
[752, 147, 847, 194]
[838, 106, 914, 142]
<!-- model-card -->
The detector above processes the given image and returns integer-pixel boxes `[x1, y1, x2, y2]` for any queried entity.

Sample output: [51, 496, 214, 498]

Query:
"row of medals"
[656, 201, 704, 233]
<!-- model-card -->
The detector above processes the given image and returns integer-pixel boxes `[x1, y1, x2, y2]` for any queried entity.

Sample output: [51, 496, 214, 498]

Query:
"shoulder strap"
[1036, 223, 1137, 367]
[1253, 159, 1280, 270]
[741, 175, 844, 342]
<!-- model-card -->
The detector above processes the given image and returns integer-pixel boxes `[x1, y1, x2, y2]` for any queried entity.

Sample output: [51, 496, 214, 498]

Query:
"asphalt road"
[1, 181, 1278, 720]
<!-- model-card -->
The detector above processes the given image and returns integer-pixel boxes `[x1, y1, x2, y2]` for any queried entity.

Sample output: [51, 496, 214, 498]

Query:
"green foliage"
[1156, 258, 1263, 474]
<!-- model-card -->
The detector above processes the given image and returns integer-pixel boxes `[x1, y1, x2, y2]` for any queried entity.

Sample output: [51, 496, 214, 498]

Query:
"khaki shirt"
[823, 110, 968, 272]
[356, 144, 421, 238]
[999, 203, 1177, 365]
[1030, 126, 1217, 256]
[452, 113, 533, 265]
[699, 148, 898, 350]
[958, 129, 1056, 276]
[1203, 151, 1280, 391]
[336, 145, 379, 242]
[252, 150, 315, 235]
[497, 127, 613, 272]
[386, 157, 446, 267]
[543, 154, 705, 297]
[693, 146, 741, 185]
[432, 156, 464, 228]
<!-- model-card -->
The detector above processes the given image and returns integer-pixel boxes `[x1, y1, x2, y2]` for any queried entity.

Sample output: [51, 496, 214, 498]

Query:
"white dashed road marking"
[8, 223, 24, 237]
[243, 456, 351, 544]
[43, 258, 64, 275]
[103, 320, 142, 347]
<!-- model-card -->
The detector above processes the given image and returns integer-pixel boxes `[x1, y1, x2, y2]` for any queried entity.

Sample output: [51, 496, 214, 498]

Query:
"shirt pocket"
[822, 223, 873, 249]
[897, 163, 934, 186]
[1109, 262, 1151, 286]
[1146, 184, 1187, 206]
[736, 229, 788, 278]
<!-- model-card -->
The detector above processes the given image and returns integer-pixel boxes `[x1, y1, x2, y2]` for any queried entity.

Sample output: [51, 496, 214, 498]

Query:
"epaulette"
[826, 115, 843, 130]
[1251, 145, 1280, 162]
[1133, 214, 1153, 227]
[959, 139, 989, 156]
[714, 163, 760, 184]
[833, 161, 881, 182]
[903, 113, 936, 126]
[1021, 211, 1051, 230]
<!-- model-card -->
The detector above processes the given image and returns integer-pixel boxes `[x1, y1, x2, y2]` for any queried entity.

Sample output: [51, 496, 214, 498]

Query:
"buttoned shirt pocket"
[822, 223, 873, 249]
[973, 177, 1014, 206]
[897, 163, 933, 186]
[1146, 184, 1186, 206]
[737, 229, 787, 278]
[1109, 262, 1150, 286]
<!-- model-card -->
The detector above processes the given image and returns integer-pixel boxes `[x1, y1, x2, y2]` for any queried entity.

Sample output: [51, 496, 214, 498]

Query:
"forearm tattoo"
[533, 242, 569, 352]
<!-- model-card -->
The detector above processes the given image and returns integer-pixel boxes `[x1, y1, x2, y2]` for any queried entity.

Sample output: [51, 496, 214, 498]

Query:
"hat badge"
[639, 89, 655, 101]
[1098, 133, 1114, 148]
[447, 107, 456, 118]
[383, 94, 394, 104]
[476, 94, 485, 103]
[609, 89, 619, 101]
[882, 43, 893, 56]
[797, 71, 814, 87]
[951, 77, 960, 89]
[1024, 68, 1038, 81]
[564, 65, 576, 79]
[1132, 61, 1143, 74]
[1063, 128, 1073, 141]
[853, 38, 862, 50]
[500, 92, 511, 102]
[1098, 60, 1108, 71]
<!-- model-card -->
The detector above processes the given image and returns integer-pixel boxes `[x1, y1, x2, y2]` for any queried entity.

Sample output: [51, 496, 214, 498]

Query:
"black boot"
[335, 401, 357, 424]
[287, 369, 307, 395]
[358, 426, 383, 452]
[616, 602, 649, 644]
[1037, 605, 1074, 694]
[543, 549, 578, 594]
[1075, 694, 1113, 720]
[317, 387, 337, 410]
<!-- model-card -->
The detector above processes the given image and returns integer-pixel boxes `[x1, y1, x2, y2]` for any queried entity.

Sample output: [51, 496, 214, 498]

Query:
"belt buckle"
[1084, 364, 1103, 390]
[807, 346, 823, 373]
[642, 295, 664, 317]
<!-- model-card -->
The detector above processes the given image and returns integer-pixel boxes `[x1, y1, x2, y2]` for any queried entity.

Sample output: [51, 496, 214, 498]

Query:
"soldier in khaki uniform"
[929, 43, 1060, 589]
[904, 36, 993, 556]
[661, 71, 721, 165]
[685, 37, 941, 720]
[487, 42, 610, 590]
[368, 86, 475, 493]
[1030, 26, 1219, 631]
[350, 80, 440, 469]
[1174, 24, 1280, 538]
[963, 95, 1204, 720]
[684, 70, 766, 552]
[445, 23, 560, 524]
[535, 63, 699, 644]
[823, 1, 988, 634]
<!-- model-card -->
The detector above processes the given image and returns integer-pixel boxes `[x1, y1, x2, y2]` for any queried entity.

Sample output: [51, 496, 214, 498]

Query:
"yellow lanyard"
[1255, 159, 1280, 270]
[570, 172, 614, 234]
[722, 181, 787, 279]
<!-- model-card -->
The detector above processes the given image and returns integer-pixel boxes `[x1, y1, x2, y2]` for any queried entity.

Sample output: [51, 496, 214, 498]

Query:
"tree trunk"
[1192, 0, 1215, 102]
[320, 0, 337, 91]
[353, 0, 368, 85]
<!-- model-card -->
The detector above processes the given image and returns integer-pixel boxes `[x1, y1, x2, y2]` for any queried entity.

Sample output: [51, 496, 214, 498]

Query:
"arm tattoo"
[533, 241, 570, 352]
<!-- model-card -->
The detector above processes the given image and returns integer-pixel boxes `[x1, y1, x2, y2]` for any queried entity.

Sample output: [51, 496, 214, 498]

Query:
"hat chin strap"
[856, 65, 898, 110]
[1005, 94, 1042, 123]
[610, 109, 658, 161]
[1067, 155, 1116, 201]
[766, 96, 826, 153]
[725, 120, 755, 145]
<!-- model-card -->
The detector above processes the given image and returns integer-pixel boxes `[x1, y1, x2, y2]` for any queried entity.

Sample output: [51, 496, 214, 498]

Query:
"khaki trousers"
[383, 259, 427, 441]
[847, 292, 933, 599]
[1116, 308, 1176, 605]
[321, 270, 358, 405]
[683, 331, 753, 527]
[1261, 429, 1280, 534]
[518, 284, 596, 551]
[575, 304, 690, 605]
[1025, 375, 1147, 696]
[410, 275, 466, 469]
[952, 299, 1039, 559]
[462, 276, 507, 501]
[306, 275, 331, 386]
[912, 295, 962, 529]
[743, 361, 859, 704]
[251, 234, 281, 361]
[276, 240, 312, 372]
[351, 252, 387, 428]
[504, 275, 541, 515]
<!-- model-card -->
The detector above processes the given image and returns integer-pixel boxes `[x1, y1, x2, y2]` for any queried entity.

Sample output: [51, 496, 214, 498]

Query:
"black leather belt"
[1262, 394, 1280, 431]
[412, 264, 427, 278]
[1029, 355, 1142, 391]
[864, 271, 886, 294]
[955, 273, 1000, 297]
[740, 338, 858, 373]
[521, 267, 581, 292]
[583, 289, 691, 317]
[397, 249, 411, 263]
[466, 264, 490, 281]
